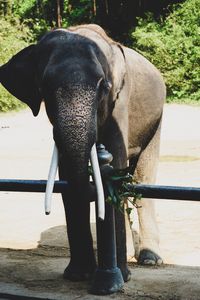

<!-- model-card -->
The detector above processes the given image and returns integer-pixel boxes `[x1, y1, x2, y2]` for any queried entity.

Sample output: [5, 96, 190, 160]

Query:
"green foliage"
[14, 0, 69, 38]
[89, 165, 142, 219]
[132, 0, 200, 102]
[13, 0, 55, 39]
[1, 0, 199, 112]
[0, 18, 33, 112]
[66, 0, 94, 26]
[0, 0, 12, 16]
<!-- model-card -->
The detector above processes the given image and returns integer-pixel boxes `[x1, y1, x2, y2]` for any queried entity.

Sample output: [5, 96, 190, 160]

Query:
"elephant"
[0, 24, 166, 289]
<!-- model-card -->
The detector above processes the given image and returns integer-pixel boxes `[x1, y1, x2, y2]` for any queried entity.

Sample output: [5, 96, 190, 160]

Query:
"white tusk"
[90, 144, 105, 220]
[45, 143, 59, 215]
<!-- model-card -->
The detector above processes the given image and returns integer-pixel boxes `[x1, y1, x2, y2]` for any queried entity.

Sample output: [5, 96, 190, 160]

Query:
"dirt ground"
[0, 104, 200, 299]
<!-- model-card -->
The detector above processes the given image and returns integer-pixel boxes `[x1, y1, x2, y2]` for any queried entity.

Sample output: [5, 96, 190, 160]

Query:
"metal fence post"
[91, 144, 124, 295]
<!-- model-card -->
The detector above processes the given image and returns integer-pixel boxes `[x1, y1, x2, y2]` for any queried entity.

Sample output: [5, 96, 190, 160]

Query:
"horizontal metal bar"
[0, 179, 68, 193]
[129, 184, 200, 201]
[0, 179, 200, 202]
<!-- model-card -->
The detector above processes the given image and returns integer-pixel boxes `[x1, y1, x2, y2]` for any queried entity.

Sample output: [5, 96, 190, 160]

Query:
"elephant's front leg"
[102, 119, 131, 282]
[115, 209, 131, 281]
[59, 158, 96, 281]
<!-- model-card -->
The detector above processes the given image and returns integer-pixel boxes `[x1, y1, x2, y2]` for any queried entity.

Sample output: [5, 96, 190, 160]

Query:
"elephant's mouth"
[44, 142, 105, 220]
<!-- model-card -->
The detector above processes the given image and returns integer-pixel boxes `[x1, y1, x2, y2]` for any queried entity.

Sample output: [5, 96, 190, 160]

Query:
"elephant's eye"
[97, 78, 112, 102]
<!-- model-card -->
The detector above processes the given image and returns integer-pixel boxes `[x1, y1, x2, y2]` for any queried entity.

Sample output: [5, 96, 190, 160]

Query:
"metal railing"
[0, 179, 200, 202]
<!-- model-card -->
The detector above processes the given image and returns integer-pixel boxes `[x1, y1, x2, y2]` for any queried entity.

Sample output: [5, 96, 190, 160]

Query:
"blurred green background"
[0, 0, 199, 111]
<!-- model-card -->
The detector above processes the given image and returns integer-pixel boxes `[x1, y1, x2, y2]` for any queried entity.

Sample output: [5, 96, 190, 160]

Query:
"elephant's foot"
[138, 249, 163, 266]
[63, 261, 96, 281]
[118, 264, 131, 282]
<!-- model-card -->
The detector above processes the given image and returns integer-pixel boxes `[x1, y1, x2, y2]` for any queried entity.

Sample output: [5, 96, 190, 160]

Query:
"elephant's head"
[0, 29, 121, 214]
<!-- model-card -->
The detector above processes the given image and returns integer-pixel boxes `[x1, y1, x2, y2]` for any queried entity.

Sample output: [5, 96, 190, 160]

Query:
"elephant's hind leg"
[134, 122, 163, 266]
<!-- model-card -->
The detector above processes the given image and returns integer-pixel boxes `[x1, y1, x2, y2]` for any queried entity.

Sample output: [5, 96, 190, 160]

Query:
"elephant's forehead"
[54, 28, 74, 35]
[54, 28, 112, 60]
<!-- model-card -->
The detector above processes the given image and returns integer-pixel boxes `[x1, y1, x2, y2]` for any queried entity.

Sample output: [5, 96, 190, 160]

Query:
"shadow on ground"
[0, 225, 200, 300]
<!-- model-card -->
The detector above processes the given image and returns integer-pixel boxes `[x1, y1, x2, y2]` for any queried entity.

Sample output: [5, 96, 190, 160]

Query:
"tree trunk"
[56, 0, 62, 27]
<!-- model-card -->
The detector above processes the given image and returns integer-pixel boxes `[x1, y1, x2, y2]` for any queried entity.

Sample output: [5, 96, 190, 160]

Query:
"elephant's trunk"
[53, 84, 97, 181]
[44, 84, 105, 217]
[45, 142, 105, 219]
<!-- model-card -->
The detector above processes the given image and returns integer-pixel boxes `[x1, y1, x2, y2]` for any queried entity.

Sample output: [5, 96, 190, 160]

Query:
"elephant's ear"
[0, 45, 41, 116]
[112, 44, 126, 101]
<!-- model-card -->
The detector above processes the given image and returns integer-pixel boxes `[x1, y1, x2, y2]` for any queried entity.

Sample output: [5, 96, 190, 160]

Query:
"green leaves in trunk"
[89, 166, 142, 217]
[105, 169, 142, 216]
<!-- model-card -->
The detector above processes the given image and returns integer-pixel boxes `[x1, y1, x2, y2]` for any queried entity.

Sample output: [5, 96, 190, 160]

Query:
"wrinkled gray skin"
[0, 24, 165, 283]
